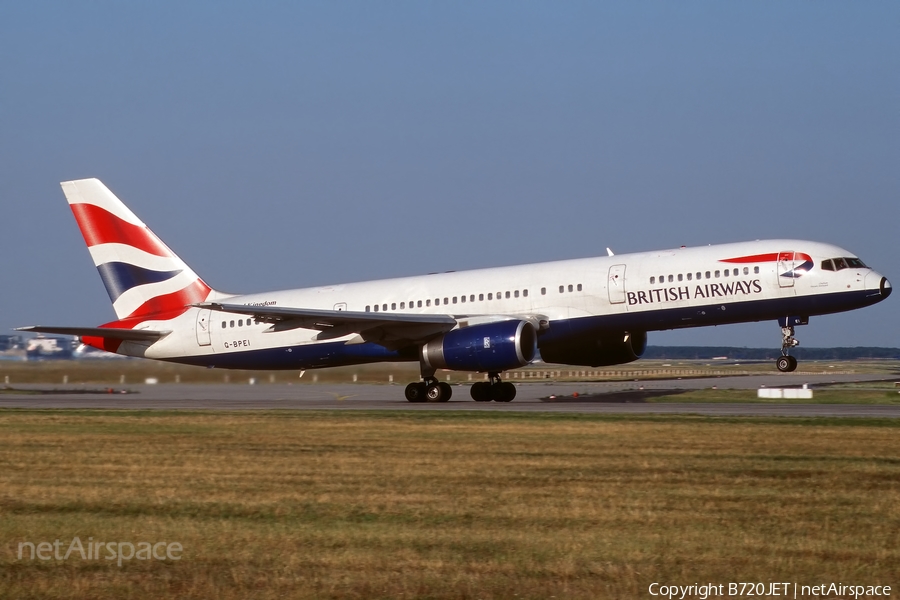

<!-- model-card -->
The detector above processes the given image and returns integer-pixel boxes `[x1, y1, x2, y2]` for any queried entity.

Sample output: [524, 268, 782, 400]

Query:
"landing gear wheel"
[495, 382, 516, 402]
[776, 355, 798, 373]
[471, 382, 491, 402]
[438, 382, 452, 402]
[405, 382, 426, 402]
[425, 383, 444, 402]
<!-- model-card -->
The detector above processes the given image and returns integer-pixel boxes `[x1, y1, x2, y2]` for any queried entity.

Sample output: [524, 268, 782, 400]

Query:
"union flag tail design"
[61, 178, 214, 321]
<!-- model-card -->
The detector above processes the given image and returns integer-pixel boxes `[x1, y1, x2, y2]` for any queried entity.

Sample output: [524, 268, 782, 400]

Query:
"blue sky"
[1, 2, 897, 348]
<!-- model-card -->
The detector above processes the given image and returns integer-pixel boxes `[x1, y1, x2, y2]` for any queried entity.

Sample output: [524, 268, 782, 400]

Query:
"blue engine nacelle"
[421, 320, 537, 372]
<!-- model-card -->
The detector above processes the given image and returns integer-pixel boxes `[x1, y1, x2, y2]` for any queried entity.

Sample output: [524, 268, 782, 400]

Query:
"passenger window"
[667, 275, 673, 283]
[383, 304, 388, 311]
[488, 293, 493, 300]
[650, 277, 655, 284]
[444, 297, 449, 304]
[497, 291, 502, 299]
[417, 300, 422, 308]
[505, 291, 510, 299]
[696, 272, 702, 280]
[230, 320, 234, 327]
[724, 270, 729, 277]
[567, 284, 573, 292]
[400, 302, 405, 309]
[514, 290, 519, 298]
[714, 270, 720, 278]
[470, 294, 475, 302]
[687, 273, 692, 281]
[559, 286, 564, 293]
[577, 284, 582, 291]
[677, 274, 683, 282]
[754, 266, 759, 274]
[238, 319, 243, 327]
[541, 287, 546, 295]
[452, 297, 457, 304]
[479, 294, 484, 301]
[460, 296, 465, 303]
[426, 300, 431, 307]
[523, 289, 528, 297]
[222, 321, 227, 328]
[743, 267, 749, 275]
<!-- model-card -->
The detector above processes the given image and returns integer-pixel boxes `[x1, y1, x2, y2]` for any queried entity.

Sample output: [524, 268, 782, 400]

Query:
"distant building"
[25, 336, 76, 360]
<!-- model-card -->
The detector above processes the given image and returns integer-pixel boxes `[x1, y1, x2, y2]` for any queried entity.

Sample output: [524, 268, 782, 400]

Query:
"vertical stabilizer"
[61, 178, 214, 320]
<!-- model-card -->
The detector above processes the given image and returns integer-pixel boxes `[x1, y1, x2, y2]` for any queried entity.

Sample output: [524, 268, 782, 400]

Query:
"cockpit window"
[821, 259, 834, 271]
[846, 258, 867, 269]
[833, 257, 849, 270]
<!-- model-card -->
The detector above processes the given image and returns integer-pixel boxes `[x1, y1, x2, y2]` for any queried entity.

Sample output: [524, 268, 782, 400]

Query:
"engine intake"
[422, 320, 537, 372]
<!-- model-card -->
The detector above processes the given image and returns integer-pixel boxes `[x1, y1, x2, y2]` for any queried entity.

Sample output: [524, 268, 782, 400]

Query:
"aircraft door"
[777, 252, 795, 288]
[196, 308, 212, 346]
[608, 264, 627, 304]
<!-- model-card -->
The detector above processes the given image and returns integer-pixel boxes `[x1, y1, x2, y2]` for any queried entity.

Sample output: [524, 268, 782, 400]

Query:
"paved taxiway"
[1, 372, 898, 417]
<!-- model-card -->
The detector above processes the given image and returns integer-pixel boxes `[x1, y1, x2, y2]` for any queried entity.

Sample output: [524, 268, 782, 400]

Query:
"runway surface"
[2, 372, 899, 417]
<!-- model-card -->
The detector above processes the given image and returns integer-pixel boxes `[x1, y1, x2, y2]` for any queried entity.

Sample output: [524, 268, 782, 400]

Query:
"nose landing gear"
[776, 325, 800, 372]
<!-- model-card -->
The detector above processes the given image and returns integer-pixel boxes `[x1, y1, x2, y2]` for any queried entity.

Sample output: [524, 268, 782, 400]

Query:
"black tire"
[405, 382, 426, 402]
[470, 382, 490, 402]
[495, 382, 516, 402]
[438, 382, 452, 402]
[776, 356, 792, 372]
[425, 384, 444, 402]
[787, 356, 798, 372]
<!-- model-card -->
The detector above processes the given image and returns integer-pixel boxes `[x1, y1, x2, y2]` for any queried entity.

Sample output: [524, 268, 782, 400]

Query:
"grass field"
[1, 410, 898, 599]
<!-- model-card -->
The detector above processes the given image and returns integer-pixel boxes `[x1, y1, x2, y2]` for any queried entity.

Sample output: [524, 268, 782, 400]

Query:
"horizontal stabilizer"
[16, 326, 170, 341]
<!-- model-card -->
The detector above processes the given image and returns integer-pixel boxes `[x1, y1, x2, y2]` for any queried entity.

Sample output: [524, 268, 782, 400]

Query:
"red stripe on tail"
[126, 279, 212, 319]
[70, 203, 174, 257]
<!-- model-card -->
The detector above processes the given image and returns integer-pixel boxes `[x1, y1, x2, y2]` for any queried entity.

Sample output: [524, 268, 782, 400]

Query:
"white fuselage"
[129, 239, 889, 369]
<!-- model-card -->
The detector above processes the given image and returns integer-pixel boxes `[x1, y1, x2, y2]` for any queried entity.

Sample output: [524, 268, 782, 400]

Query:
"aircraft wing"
[16, 326, 170, 341]
[193, 302, 458, 347]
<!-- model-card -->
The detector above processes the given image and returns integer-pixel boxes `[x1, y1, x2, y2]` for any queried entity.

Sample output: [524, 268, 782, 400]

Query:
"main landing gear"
[470, 373, 516, 402]
[404, 372, 516, 403]
[405, 378, 453, 403]
[776, 325, 800, 373]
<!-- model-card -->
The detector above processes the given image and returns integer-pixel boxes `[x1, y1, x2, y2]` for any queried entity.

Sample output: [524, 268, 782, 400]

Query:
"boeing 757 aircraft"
[21, 179, 892, 402]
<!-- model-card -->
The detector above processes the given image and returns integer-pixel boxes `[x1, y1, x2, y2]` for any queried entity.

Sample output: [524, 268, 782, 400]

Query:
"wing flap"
[193, 302, 458, 345]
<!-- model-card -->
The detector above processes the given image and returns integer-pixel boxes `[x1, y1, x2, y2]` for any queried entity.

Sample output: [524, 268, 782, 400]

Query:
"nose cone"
[867, 271, 892, 300]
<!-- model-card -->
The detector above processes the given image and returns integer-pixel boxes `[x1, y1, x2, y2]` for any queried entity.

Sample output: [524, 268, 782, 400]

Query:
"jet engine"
[538, 331, 647, 367]
[421, 320, 537, 372]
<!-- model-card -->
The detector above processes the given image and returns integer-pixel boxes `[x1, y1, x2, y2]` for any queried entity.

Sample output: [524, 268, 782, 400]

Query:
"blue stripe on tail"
[96, 262, 183, 302]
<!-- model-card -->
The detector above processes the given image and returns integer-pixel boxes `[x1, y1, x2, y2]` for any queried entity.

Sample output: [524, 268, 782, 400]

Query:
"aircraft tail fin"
[61, 178, 215, 321]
